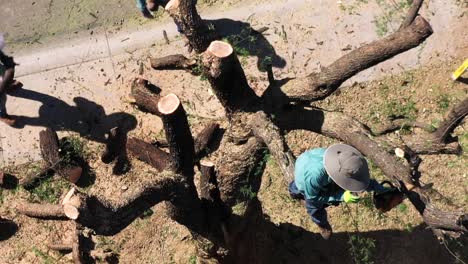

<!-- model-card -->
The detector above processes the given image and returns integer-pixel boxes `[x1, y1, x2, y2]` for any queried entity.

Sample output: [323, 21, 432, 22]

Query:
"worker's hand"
[343, 191, 360, 203]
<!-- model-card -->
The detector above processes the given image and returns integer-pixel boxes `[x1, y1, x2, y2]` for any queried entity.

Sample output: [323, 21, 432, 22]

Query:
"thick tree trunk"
[47, 244, 73, 252]
[127, 137, 173, 171]
[150, 54, 196, 70]
[165, 0, 218, 53]
[279, 16, 433, 102]
[201, 41, 259, 116]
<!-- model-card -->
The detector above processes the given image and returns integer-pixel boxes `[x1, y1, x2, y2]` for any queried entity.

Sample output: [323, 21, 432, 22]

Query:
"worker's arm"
[366, 179, 389, 193]
[304, 172, 345, 205]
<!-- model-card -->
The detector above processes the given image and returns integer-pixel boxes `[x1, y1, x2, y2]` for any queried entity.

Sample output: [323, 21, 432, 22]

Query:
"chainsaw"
[373, 181, 405, 213]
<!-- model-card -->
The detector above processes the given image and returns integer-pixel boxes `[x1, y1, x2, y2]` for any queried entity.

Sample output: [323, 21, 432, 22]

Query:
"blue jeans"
[136, 0, 147, 11]
[289, 181, 329, 227]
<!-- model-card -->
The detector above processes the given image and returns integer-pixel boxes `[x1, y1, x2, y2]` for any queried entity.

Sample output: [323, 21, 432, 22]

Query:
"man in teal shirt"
[289, 144, 387, 239]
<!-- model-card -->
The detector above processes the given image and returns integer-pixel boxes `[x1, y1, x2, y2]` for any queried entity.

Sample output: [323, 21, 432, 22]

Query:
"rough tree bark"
[150, 54, 196, 70]
[201, 41, 260, 116]
[127, 137, 173, 171]
[278, 16, 433, 102]
[165, 0, 218, 53]
[131, 78, 161, 116]
[39, 128, 82, 183]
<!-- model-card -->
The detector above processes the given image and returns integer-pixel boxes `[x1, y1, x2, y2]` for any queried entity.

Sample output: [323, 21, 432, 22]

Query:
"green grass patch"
[32, 247, 56, 264]
[348, 235, 376, 264]
[28, 176, 71, 203]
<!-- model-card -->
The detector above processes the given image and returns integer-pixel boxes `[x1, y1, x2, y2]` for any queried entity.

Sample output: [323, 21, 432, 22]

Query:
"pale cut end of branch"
[165, 0, 179, 10]
[62, 187, 76, 205]
[207, 41, 233, 58]
[64, 204, 80, 220]
[200, 160, 215, 167]
[158, 93, 181, 115]
[395, 148, 405, 158]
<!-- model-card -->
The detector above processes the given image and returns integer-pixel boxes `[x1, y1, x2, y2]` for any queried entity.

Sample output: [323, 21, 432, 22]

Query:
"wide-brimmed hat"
[323, 144, 370, 192]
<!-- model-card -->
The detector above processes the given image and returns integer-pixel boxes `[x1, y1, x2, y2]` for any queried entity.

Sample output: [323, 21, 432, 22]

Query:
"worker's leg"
[0, 91, 7, 117]
[288, 181, 304, 200]
[136, 0, 154, 18]
[305, 200, 329, 227]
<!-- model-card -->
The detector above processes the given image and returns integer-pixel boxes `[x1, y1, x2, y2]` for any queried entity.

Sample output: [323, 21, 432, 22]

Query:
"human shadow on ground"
[7, 87, 137, 174]
[208, 18, 286, 71]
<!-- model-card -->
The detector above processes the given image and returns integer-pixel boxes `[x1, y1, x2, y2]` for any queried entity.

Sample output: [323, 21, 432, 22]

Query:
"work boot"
[0, 114, 15, 126]
[317, 223, 333, 240]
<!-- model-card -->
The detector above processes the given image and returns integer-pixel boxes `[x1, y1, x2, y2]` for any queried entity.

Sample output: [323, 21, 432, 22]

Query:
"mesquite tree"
[17, 0, 467, 263]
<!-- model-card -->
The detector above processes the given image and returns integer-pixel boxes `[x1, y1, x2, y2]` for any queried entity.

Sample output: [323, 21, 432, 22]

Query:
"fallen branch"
[278, 16, 433, 102]
[127, 137, 172, 171]
[150, 54, 196, 70]
[372, 119, 430, 136]
[16, 203, 67, 220]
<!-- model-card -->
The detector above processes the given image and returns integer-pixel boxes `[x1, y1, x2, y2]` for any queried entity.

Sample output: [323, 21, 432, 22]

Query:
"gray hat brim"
[323, 144, 370, 192]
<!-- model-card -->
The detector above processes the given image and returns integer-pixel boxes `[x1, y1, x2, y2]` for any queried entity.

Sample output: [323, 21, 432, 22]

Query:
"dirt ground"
[1, 0, 467, 263]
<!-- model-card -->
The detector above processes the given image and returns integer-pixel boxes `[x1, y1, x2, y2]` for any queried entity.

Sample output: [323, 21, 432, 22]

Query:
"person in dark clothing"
[289, 144, 389, 240]
[0, 45, 22, 126]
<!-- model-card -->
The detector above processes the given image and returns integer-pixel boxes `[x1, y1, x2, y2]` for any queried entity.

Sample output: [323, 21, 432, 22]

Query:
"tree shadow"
[228, 197, 466, 264]
[0, 218, 18, 241]
[209, 18, 286, 71]
[7, 87, 137, 174]
[1, 173, 19, 189]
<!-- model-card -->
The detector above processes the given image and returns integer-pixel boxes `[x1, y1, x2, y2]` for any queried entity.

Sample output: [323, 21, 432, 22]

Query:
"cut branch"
[202, 41, 259, 115]
[39, 128, 82, 183]
[131, 78, 161, 116]
[432, 97, 468, 144]
[165, 0, 218, 53]
[279, 16, 433, 102]
[403, 97, 467, 154]
[194, 122, 220, 159]
[150, 54, 196, 70]
[158, 93, 196, 177]
[372, 119, 430, 136]
[400, 0, 424, 29]
[127, 137, 173, 171]
[16, 203, 67, 220]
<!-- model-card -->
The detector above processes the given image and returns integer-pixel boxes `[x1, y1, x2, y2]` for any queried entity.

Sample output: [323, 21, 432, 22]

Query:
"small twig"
[442, 239, 467, 264]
